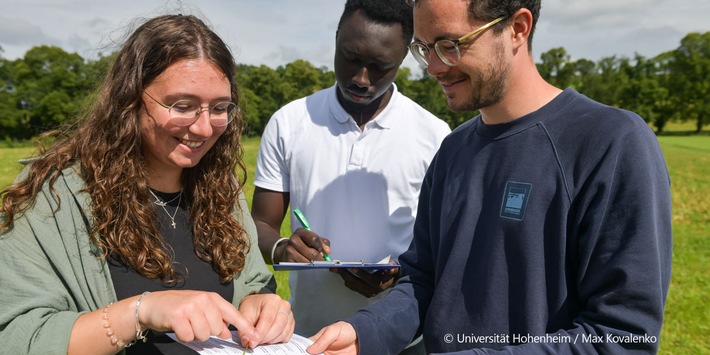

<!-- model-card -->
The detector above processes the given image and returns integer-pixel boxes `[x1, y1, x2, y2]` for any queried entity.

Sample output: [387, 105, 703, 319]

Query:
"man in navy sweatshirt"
[308, 0, 672, 354]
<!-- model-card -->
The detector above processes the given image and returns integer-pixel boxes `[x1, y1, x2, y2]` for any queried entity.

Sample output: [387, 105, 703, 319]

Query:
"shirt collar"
[328, 83, 399, 129]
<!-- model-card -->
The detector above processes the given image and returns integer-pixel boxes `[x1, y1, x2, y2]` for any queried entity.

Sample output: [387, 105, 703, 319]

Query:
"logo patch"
[500, 181, 532, 221]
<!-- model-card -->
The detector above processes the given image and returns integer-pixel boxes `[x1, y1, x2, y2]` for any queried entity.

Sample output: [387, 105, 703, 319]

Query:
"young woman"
[0, 14, 293, 354]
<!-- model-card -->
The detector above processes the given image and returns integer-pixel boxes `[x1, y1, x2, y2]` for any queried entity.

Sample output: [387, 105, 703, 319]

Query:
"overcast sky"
[1, 0, 708, 75]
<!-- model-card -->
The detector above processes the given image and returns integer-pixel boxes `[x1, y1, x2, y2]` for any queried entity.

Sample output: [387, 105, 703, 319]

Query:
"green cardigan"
[0, 165, 275, 354]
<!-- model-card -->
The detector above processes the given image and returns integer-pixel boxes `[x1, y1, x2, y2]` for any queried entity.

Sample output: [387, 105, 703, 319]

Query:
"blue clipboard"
[273, 260, 400, 271]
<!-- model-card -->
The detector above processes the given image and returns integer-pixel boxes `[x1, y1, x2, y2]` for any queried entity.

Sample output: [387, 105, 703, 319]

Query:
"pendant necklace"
[149, 188, 183, 229]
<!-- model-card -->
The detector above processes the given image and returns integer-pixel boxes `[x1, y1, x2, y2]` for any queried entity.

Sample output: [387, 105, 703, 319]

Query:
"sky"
[1, 0, 708, 76]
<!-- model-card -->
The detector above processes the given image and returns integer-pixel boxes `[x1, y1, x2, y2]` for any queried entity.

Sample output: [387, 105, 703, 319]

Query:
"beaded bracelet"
[102, 303, 129, 348]
[102, 292, 150, 348]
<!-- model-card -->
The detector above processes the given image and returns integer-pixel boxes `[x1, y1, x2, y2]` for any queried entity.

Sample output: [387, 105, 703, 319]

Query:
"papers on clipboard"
[273, 255, 398, 271]
[167, 331, 321, 354]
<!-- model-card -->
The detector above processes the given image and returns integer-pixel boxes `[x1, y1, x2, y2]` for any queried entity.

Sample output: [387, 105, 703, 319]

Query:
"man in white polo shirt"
[251, 1, 450, 353]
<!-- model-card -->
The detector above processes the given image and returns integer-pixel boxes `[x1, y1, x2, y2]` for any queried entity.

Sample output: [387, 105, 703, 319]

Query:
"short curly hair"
[338, 0, 414, 45]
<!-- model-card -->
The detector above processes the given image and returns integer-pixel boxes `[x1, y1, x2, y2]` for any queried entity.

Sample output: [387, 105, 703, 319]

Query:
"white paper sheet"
[166, 331, 322, 355]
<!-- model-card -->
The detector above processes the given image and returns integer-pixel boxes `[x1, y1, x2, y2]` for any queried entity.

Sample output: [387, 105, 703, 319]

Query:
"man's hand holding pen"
[272, 228, 332, 264]
[274, 230, 401, 298]
[280, 209, 401, 298]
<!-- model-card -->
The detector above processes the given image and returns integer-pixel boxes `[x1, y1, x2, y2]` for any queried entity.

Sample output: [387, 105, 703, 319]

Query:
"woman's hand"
[69, 290, 262, 355]
[238, 293, 294, 345]
[138, 290, 261, 347]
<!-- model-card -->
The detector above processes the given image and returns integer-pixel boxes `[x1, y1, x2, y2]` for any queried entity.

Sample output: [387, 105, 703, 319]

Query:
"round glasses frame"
[143, 91, 237, 127]
[408, 17, 505, 67]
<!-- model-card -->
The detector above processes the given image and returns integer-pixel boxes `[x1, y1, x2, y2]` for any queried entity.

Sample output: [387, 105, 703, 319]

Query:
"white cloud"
[1, 0, 708, 72]
[0, 15, 56, 46]
[534, 0, 708, 61]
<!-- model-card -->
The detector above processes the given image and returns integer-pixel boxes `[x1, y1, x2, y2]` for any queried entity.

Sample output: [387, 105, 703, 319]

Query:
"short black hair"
[337, 0, 414, 45]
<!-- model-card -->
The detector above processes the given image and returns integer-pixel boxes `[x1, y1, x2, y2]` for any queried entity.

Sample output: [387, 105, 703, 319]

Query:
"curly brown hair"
[0, 14, 248, 284]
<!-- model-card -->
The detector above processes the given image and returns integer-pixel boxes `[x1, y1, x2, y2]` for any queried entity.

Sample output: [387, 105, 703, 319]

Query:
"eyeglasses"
[143, 91, 237, 127]
[408, 17, 505, 67]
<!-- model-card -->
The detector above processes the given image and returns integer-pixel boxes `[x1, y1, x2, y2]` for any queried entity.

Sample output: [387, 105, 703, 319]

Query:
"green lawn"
[241, 137, 292, 299]
[1, 133, 708, 353]
[655, 136, 710, 353]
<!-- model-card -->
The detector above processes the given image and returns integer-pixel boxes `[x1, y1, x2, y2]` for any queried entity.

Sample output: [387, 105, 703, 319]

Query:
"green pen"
[293, 209, 331, 261]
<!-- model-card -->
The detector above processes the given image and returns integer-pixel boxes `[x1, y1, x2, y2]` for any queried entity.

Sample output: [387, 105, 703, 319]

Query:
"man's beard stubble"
[449, 41, 509, 113]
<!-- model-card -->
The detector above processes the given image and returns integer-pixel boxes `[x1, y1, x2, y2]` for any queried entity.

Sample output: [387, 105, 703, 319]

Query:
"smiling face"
[414, 0, 511, 112]
[334, 9, 407, 111]
[140, 58, 231, 185]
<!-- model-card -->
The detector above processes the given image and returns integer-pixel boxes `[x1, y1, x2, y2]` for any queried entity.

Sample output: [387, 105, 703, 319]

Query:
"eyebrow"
[412, 32, 462, 45]
[163, 93, 233, 103]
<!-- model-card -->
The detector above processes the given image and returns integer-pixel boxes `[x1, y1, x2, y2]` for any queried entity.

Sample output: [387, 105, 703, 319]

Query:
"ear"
[509, 8, 533, 51]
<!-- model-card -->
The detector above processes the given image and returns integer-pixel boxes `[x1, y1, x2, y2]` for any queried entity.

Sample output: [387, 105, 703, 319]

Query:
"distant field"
[241, 137, 293, 299]
[654, 135, 710, 354]
[1, 132, 707, 353]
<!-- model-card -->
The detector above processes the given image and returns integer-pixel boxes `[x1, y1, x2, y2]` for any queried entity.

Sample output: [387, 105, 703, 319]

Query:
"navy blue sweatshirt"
[347, 89, 672, 354]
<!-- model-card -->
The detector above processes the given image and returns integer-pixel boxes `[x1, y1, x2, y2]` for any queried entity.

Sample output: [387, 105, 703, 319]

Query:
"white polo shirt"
[254, 84, 450, 336]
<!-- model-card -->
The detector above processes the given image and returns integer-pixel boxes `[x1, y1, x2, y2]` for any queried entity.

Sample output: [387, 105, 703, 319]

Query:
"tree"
[3, 46, 92, 139]
[5, 32, 710, 141]
[617, 54, 673, 132]
[235, 61, 333, 136]
[566, 58, 597, 93]
[537, 47, 574, 89]
[236, 64, 282, 136]
[279, 59, 332, 102]
[668, 32, 710, 132]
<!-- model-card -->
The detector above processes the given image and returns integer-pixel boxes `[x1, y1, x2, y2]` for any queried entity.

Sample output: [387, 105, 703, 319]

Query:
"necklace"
[149, 188, 183, 229]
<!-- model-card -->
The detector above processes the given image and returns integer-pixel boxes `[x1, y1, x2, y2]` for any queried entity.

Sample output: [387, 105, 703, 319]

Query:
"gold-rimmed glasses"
[143, 91, 237, 127]
[408, 17, 505, 67]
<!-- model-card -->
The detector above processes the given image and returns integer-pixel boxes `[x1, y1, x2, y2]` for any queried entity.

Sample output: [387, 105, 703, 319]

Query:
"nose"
[352, 66, 370, 87]
[425, 52, 450, 77]
[188, 108, 214, 137]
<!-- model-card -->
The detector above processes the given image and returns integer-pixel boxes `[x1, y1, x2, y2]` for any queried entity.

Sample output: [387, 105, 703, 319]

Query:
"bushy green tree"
[668, 32, 710, 132]
[537, 47, 574, 89]
[2, 46, 92, 139]
[236, 60, 333, 136]
[4, 33, 710, 141]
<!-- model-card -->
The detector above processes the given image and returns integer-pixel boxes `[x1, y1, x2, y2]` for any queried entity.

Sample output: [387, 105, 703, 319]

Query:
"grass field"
[0, 131, 707, 353]
[654, 135, 710, 354]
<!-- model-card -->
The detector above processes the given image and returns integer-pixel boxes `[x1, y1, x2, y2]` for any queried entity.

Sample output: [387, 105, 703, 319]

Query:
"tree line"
[0, 31, 708, 141]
